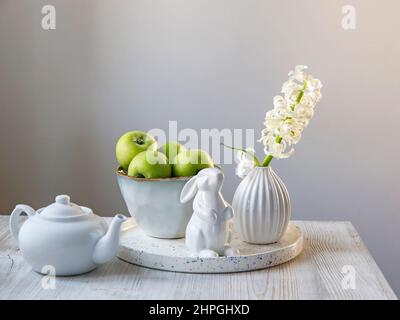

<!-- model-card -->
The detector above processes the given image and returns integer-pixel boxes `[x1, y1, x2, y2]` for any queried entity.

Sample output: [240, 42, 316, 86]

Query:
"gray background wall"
[1, 0, 399, 295]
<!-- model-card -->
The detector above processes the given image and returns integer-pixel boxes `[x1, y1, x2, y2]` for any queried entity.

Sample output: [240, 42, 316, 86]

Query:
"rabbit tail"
[198, 249, 219, 258]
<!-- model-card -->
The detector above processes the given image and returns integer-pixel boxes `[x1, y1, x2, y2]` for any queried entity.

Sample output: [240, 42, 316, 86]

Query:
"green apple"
[158, 141, 185, 163]
[128, 150, 171, 178]
[172, 149, 214, 177]
[116, 131, 157, 171]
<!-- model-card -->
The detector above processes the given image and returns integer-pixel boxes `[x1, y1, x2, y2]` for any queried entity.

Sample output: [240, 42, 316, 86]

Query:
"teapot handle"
[9, 205, 36, 241]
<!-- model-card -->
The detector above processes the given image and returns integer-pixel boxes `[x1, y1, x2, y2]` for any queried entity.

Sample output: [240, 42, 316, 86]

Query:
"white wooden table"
[0, 217, 396, 300]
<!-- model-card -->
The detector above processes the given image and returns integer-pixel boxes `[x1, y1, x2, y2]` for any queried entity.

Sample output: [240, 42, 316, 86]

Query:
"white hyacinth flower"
[260, 65, 322, 161]
[235, 148, 257, 178]
[288, 65, 308, 82]
[230, 65, 322, 176]
[273, 95, 287, 109]
[260, 132, 294, 159]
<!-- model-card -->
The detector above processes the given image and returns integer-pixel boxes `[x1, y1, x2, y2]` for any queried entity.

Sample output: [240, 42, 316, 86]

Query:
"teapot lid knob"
[55, 195, 71, 205]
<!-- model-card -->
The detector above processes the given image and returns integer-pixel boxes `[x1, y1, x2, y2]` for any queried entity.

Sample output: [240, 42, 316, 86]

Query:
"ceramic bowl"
[116, 169, 193, 239]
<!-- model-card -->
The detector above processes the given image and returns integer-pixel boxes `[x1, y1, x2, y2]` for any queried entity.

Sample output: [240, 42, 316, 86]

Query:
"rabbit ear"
[180, 176, 198, 203]
[196, 175, 209, 189]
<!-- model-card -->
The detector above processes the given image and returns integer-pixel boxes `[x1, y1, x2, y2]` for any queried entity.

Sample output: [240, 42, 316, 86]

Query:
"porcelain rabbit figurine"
[180, 168, 238, 258]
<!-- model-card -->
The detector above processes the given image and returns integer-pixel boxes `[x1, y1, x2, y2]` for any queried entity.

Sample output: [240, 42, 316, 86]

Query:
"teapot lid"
[39, 195, 92, 220]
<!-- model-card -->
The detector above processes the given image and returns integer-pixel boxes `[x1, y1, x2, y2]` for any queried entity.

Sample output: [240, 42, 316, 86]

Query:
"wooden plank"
[0, 217, 396, 300]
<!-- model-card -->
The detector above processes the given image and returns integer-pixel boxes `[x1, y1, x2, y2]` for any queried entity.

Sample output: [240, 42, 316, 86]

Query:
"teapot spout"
[92, 214, 127, 265]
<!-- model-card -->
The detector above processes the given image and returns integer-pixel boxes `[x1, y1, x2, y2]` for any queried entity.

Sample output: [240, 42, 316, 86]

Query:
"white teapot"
[9, 195, 127, 276]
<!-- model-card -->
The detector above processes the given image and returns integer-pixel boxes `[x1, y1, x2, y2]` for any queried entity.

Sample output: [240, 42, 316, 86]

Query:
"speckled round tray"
[117, 222, 303, 273]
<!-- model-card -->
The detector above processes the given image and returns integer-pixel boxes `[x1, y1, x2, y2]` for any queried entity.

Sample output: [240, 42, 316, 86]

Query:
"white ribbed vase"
[232, 166, 291, 244]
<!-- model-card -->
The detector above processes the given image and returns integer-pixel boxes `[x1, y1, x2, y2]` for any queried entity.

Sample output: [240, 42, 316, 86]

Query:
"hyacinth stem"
[262, 155, 273, 166]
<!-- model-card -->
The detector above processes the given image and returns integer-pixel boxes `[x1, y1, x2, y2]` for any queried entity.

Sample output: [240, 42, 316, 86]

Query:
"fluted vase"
[232, 166, 291, 244]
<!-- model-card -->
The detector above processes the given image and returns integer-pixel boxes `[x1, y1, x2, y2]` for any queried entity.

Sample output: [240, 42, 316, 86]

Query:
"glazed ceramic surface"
[117, 171, 193, 238]
[9, 195, 127, 276]
[117, 221, 303, 273]
[180, 168, 237, 257]
[232, 167, 291, 244]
